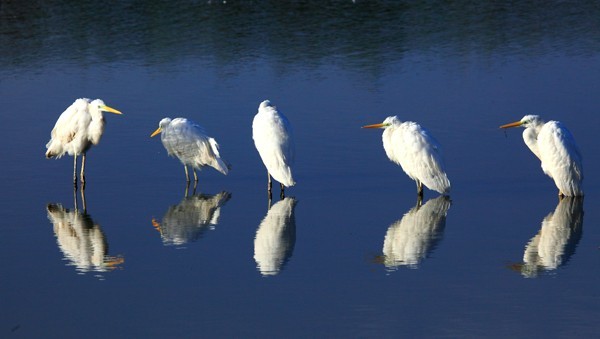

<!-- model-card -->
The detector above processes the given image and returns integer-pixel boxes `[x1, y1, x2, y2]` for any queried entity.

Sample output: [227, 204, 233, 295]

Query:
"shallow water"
[1, 2, 600, 337]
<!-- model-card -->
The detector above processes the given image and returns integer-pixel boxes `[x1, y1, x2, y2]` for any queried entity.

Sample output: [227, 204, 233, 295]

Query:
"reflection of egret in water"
[254, 197, 297, 276]
[152, 192, 231, 247]
[512, 197, 584, 278]
[46, 199, 124, 276]
[378, 196, 451, 270]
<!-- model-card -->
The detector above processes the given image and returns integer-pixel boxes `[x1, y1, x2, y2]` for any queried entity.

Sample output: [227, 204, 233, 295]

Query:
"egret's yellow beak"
[362, 123, 386, 129]
[150, 127, 162, 137]
[100, 105, 122, 115]
[500, 121, 523, 129]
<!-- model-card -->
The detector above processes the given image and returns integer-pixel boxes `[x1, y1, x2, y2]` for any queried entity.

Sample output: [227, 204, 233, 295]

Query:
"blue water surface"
[1, 2, 599, 337]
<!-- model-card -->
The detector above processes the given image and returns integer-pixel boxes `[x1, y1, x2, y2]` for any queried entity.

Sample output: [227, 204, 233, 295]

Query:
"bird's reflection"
[377, 196, 451, 270]
[46, 190, 123, 276]
[512, 197, 584, 278]
[152, 191, 231, 247]
[254, 197, 297, 276]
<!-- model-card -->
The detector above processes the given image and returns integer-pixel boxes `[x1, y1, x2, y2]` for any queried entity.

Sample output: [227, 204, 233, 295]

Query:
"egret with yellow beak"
[151, 117, 229, 183]
[500, 115, 583, 197]
[45, 98, 122, 188]
[363, 116, 450, 197]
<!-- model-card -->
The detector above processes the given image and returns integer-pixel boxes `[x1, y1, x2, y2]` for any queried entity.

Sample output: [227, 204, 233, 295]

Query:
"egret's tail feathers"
[213, 158, 229, 175]
[560, 184, 584, 197]
[45, 139, 66, 159]
[207, 137, 229, 175]
[277, 171, 296, 188]
[282, 179, 297, 188]
[45, 149, 62, 159]
[426, 175, 450, 195]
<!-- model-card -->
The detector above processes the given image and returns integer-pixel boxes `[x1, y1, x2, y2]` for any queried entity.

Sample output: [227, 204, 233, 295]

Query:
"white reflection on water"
[380, 196, 451, 270]
[513, 197, 584, 278]
[254, 197, 297, 276]
[46, 198, 124, 276]
[151, 191, 231, 247]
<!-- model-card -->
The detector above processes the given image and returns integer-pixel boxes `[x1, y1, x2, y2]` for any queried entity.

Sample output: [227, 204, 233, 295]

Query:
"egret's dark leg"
[80, 153, 86, 189]
[193, 168, 198, 183]
[267, 172, 273, 193]
[416, 194, 423, 209]
[280, 183, 285, 199]
[416, 180, 423, 198]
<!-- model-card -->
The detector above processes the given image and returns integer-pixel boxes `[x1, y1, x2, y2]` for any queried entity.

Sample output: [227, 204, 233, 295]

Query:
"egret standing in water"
[151, 117, 229, 183]
[500, 115, 583, 197]
[45, 98, 122, 188]
[363, 116, 451, 197]
[252, 100, 296, 197]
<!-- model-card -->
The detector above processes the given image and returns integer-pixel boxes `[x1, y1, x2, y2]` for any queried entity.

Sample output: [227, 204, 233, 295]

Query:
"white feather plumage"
[502, 115, 583, 196]
[45, 98, 122, 186]
[152, 117, 229, 179]
[252, 100, 296, 188]
[365, 116, 450, 195]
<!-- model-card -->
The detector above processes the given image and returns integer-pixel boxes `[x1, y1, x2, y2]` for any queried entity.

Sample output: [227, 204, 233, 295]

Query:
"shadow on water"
[2, 1, 600, 74]
[254, 196, 297, 277]
[374, 195, 451, 271]
[151, 191, 231, 248]
[45, 189, 124, 279]
[509, 196, 584, 278]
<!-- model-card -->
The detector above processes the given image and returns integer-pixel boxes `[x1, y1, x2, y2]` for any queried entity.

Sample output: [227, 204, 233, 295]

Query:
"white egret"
[363, 116, 451, 196]
[500, 115, 583, 197]
[252, 100, 296, 197]
[45, 98, 122, 187]
[151, 117, 229, 182]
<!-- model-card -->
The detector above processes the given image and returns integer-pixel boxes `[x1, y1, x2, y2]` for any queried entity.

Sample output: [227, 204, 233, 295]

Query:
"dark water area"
[1, 1, 600, 337]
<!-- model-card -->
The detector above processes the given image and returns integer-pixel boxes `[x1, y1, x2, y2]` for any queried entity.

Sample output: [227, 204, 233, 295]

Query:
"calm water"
[2, 2, 600, 337]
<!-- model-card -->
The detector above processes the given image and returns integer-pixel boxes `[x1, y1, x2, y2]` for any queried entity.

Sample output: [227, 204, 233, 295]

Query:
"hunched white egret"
[363, 116, 451, 197]
[151, 117, 229, 183]
[500, 115, 583, 197]
[252, 100, 296, 197]
[45, 98, 122, 188]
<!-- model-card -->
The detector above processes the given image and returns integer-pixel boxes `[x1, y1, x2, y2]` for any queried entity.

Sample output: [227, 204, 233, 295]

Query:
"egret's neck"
[87, 108, 105, 145]
[381, 126, 397, 161]
[88, 108, 104, 121]
[523, 125, 542, 160]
